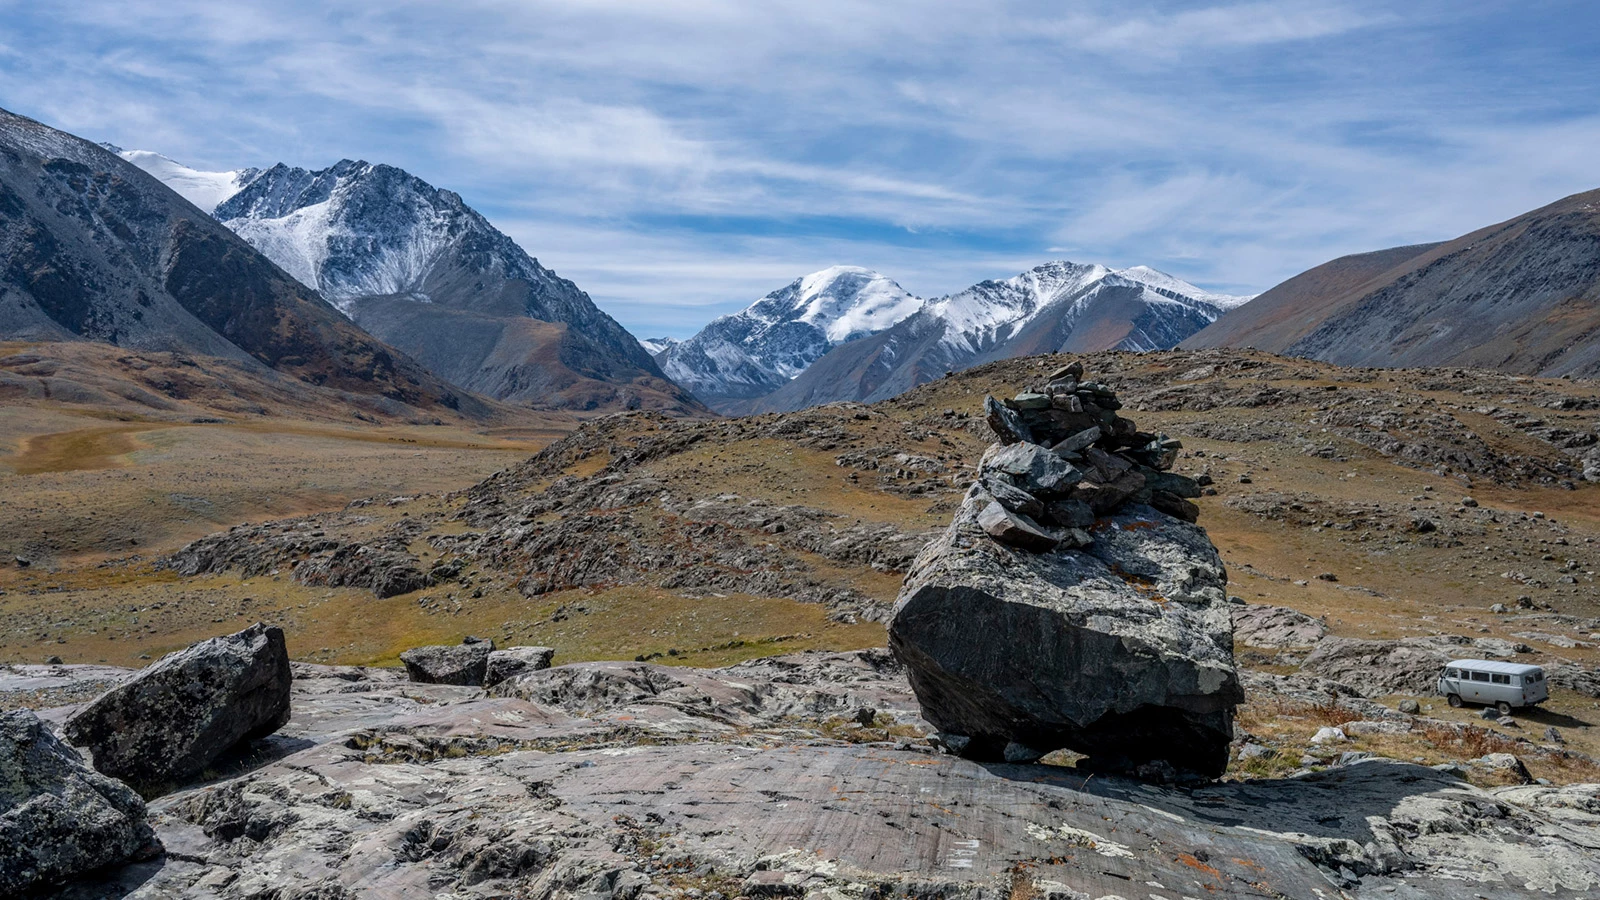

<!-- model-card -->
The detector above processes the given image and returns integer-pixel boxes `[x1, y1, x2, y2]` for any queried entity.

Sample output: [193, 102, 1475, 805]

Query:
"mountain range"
[662, 261, 1250, 414]
[0, 107, 484, 419]
[1183, 188, 1600, 377]
[119, 151, 702, 413]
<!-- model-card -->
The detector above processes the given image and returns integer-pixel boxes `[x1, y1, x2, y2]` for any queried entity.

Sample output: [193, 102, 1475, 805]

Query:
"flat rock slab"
[18, 650, 1600, 899]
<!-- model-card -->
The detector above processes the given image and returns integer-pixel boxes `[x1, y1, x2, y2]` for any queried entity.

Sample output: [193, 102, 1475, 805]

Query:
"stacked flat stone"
[975, 361, 1199, 551]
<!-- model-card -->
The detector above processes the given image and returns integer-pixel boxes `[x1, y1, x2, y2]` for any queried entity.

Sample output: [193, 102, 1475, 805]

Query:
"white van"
[1437, 659, 1548, 714]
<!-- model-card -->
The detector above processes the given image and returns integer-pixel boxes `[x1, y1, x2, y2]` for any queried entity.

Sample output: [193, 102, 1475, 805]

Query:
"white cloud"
[1, 0, 1595, 338]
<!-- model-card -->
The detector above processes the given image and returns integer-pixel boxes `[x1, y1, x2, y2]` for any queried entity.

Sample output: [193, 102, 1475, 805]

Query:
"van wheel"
[1447, 694, 1463, 708]
[1497, 701, 1513, 716]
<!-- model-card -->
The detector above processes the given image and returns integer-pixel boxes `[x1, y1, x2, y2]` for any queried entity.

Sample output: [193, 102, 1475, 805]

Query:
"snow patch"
[118, 150, 255, 213]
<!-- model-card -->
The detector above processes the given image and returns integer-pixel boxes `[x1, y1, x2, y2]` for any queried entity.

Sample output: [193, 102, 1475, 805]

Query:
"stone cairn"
[976, 360, 1198, 549]
[889, 360, 1239, 779]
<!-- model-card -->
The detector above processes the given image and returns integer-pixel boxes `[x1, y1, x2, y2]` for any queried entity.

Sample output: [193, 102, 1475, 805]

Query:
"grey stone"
[975, 501, 1060, 552]
[1040, 498, 1095, 529]
[1311, 726, 1348, 745]
[401, 643, 492, 686]
[1049, 426, 1101, 455]
[980, 442, 1082, 496]
[1012, 392, 1052, 410]
[1474, 752, 1533, 783]
[485, 646, 556, 687]
[1144, 470, 1202, 499]
[1002, 741, 1045, 763]
[1048, 361, 1083, 382]
[980, 474, 1044, 518]
[983, 395, 1033, 445]
[1148, 491, 1200, 523]
[1237, 742, 1275, 760]
[890, 495, 1239, 776]
[62, 623, 290, 789]
[1397, 699, 1421, 714]
[1, 710, 159, 895]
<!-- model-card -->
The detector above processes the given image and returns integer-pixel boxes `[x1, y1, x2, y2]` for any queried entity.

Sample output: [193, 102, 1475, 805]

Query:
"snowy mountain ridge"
[666, 259, 1250, 413]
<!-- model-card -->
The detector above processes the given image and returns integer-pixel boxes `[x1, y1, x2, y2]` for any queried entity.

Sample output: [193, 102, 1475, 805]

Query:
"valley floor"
[6, 348, 1600, 787]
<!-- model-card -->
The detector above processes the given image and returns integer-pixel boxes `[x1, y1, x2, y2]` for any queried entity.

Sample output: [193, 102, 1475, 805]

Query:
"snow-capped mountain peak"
[776, 265, 923, 342]
[660, 266, 923, 407]
[116, 149, 259, 213]
[1113, 265, 1254, 309]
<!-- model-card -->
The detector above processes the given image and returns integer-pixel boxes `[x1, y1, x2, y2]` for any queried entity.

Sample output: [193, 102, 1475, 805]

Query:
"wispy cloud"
[1, 0, 1595, 336]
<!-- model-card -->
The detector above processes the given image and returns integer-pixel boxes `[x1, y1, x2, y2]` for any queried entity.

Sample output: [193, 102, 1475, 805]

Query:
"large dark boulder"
[63, 623, 291, 789]
[1, 710, 160, 894]
[889, 495, 1241, 776]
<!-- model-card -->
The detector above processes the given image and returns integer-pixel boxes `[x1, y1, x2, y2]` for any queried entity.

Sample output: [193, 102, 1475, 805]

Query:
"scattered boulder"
[892, 368, 1239, 779]
[485, 646, 556, 687]
[1, 710, 160, 895]
[1310, 726, 1348, 745]
[62, 623, 291, 789]
[1474, 752, 1533, 784]
[1397, 698, 1421, 714]
[401, 641, 492, 686]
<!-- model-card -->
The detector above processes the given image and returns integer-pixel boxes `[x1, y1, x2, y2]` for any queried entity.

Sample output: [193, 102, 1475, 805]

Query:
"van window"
[1531, 672, 1543, 683]
[1491, 673, 1510, 685]
[1470, 671, 1490, 682]
[1446, 668, 1460, 679]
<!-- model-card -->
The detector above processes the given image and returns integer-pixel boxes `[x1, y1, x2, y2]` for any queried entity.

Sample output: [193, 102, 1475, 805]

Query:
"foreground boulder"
[1, 710, 159, 894]
[890, 364, 1240, 777]
[63, 623, 290, 789]
[401, 641, 492, 685]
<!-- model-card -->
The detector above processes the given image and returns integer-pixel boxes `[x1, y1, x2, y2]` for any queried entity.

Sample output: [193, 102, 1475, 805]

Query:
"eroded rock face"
[63, 623, 290, 789]
[0, 710, 158, 895]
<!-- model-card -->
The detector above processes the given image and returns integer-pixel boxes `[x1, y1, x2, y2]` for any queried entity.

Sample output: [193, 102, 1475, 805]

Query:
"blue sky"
[2, 1, 1597, 338]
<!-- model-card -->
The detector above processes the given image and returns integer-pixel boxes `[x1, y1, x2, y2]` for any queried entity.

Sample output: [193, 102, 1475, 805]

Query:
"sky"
[2, 1, 1597, 339]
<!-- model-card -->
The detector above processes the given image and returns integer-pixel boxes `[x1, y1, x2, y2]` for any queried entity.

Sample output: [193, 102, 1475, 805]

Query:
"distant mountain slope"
[125, 153, 703, 413]
[751, 261, 1247, 413]
[659, 266, 920, 411]
[1183, 189, 1600, 376]
[0, 107, 484, 417]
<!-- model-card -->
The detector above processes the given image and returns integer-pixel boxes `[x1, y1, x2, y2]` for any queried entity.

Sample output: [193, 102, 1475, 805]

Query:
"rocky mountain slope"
[1184, 188, 1600, 376]
[0, 107, 483, 416]
[122, 152, 701, 413]
[752, 260, 1249, 412]
[658, 266, 921, 411]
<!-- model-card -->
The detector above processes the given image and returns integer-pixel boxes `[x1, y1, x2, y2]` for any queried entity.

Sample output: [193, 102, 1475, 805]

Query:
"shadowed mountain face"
[197, 160, 704, 414]
[1184, 188, 1600, 377]
[747, 262, 1243, 414]
[0, 107, 484, 416]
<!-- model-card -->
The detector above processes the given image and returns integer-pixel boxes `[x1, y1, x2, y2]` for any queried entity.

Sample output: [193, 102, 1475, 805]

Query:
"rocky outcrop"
[1, 709, 158, 895]
[486, 646, 556, 687]
[890, 364, 1240, 777]
[1234, 603, 1329, 649]
[401, 641, 492, 686]
[62, 624, 291, 789]
[1299, 637, 1453, 697]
